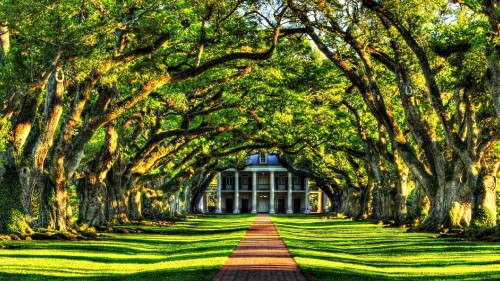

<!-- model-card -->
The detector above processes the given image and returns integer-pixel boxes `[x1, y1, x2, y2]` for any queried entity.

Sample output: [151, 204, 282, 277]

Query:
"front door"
[293, 198, 301, 213]
[278, 199, 285, 213]
[258, 197, 269, 213]
[225, 198, 234, 213]
[241, 199, 249, 213]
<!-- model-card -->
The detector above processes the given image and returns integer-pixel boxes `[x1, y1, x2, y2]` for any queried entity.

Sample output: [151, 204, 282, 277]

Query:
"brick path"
[213, 214, 307, 281]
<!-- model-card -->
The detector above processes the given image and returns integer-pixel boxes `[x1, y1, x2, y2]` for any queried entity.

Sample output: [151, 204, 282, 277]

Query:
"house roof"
[248, 153, 280, 165]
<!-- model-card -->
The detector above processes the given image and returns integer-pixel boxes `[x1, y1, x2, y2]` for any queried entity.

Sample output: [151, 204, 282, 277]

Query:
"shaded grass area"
[272, 215, 500, 281]
[0, 214, 255, 281]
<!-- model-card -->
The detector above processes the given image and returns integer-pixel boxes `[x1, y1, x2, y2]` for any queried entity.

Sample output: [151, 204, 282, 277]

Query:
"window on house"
[241, 176, 249, 185]
[259, 153, 267, 164]
[293, 176, 301, 185]
[277, 176, 286, 185]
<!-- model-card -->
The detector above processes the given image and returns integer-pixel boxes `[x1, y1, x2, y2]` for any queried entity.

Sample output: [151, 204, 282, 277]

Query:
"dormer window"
[259, 152, 267, 164]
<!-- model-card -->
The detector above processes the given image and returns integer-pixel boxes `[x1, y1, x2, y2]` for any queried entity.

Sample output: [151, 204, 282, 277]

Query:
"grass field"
[2, 214, 500, 281]
[0, 215, 255, 281]
[272, 214, 500, 281]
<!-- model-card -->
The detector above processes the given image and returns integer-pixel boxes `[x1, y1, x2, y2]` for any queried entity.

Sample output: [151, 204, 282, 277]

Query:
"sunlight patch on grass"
[272, 215, 500, 281]
[0, 215, 255, 281]
[0, 256, 225, 277]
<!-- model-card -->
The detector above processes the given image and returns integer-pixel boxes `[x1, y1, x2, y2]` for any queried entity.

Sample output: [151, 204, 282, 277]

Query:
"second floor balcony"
[257, 184, 270, 190]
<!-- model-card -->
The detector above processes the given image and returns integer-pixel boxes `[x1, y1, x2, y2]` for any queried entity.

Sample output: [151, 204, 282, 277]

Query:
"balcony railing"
[257, 184, 270, 190]
[221, 184, 305, 191]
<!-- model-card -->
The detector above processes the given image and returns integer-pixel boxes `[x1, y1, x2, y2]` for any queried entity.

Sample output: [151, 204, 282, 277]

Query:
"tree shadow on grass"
[2, 230, 244, 254]
[274, 217, 500, 281]
[290, 249, 500, 269]
[302, 266, 500, 281]
[0, 244, 234, 264]
[0, 266, 221, 281]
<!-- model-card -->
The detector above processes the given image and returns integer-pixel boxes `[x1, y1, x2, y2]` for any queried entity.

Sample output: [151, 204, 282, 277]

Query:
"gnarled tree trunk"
[78, 121, 118, 226]
[105, 167, 129, 224]
[470, 159, 499, 228]
[0, 164, 32, 234]
[0, 24, 9, 66]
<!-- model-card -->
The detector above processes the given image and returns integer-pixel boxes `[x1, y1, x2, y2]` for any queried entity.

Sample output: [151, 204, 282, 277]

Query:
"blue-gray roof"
[248, 154, 280, 165]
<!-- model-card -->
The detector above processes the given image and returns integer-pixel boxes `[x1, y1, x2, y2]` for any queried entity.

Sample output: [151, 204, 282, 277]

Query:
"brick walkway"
[213, 214, 307, 281]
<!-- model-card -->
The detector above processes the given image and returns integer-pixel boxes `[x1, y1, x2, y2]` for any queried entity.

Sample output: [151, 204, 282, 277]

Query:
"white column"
[269, 171, 275, 214]
[251, 171, 257, 214]
[216, 172, 222, 214]
[304, 177, 310, 214]
[234, 171, 240, 214]
[198, 196, 204, 213]
[287, 172, 293, 214]
[322, 190, 329, 213]
[203, 192, 209, 213]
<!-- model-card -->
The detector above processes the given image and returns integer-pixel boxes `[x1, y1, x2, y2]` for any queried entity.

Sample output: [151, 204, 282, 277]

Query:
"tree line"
[0, 0, 498, 235]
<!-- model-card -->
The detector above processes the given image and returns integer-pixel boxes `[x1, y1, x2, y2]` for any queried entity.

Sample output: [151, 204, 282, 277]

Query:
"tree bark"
[487, 57, 500, 122]
[483, 0, 500, 122]
[394, 162, 409, 223]
[470, 159, 499, 227]
[409, 181, 430, 225]
[127, 186, 143, 221]
[78, 180, 107, 226]
[362, 177, 375, 219]
[0, 164, 32, 234]
[105, 165, 129, 224]
[0, 24, 9, 66]
[417, 178, 454, 231]
[78, 120, 118, 226]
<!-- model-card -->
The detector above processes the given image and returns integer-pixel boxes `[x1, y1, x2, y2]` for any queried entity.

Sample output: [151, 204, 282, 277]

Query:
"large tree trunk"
[38, 179, 55, 229]
[106, 181, 128, 224]
[39, 153, 73, 231]
[483, 0, 500, 122]
[409, 181, 430, 225]
[0, 164, 32, 234]
[449, 163, 472, 228]
[487, 57, 500, 122]
[128, 186, 143, 221]
[78, 179, 106, 226]
[104, 157, 129, 224]
[417, 178, 454, 231]
[54, 182, 72, 231]
[362, 177, 375, 219]
[341, 187, 362, 218]
[394, 158, 409, 223]
[0, 74, 46, 234]
[77, 122, 118, 226]
[371, 183, 383, 220]
[0, 24, 9, 66]
[470, 161, 499, 228]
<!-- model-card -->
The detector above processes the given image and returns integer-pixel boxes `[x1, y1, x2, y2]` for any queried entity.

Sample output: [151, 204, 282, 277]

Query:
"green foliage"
[471, 205, 497, 229]
[0, 118, 8, 168]
[0, 171, 31, 235]
[497, 189, 500, 224]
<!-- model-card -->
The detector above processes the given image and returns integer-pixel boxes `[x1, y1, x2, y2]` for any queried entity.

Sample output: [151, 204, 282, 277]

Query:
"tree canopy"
[0, 0, 499, 235]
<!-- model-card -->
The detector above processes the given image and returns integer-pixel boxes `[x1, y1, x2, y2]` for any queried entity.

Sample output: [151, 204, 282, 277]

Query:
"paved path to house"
[213, 214, 307, 281]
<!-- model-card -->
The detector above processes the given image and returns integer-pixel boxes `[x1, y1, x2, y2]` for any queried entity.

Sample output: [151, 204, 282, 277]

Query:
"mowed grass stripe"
[0, 214, 255, 281]
[271, 214, 500, 281]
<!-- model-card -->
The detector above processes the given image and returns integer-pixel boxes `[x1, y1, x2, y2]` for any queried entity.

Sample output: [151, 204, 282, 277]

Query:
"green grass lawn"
[0, 215, 255, 281]
[3, 214, 499, 281]
[272, 214, 500, 281]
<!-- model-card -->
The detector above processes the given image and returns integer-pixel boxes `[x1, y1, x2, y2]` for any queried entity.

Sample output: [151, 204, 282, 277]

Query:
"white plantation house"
[201, 153, 329, 214]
